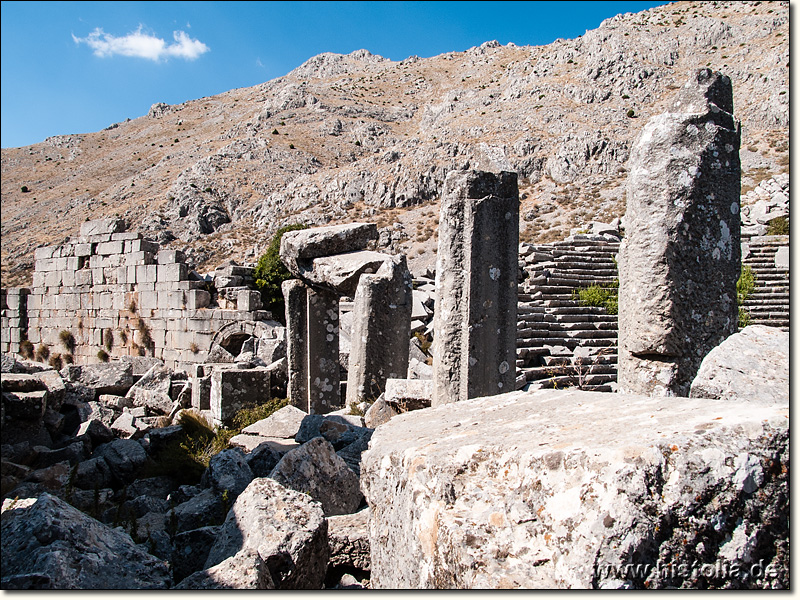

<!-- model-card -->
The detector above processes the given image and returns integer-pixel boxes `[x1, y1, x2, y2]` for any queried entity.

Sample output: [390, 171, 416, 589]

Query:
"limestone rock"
[171, 525, 222, 584]
[618, 69, 741, 397]
[241, 404, 307, 438]
[269, 437, 362, 517]
[689, 325, 788, 404]
[432, 170, 519, 405]
[202, 447, 253, 498]
[125, 364, 174, 415]
[305, 250, 392, 296]
[385, 378, 433, 411]
[1, 493, 170, 589]
[61, 363, 134, 398]
[168, 488, 227, 534]
[361, 389, 789, 589]
[345, 254, 413, 405]
[245, 441, 285, 477]
[335, 431, 372, 478]
[295, 413, 370, 450]
[280, 222, 378, 277]
[93, 438, 147, 485]
[204, 477, 329, 589]
[328, 507, 372, 572]
[364, 396, 399, 428]
[177, 549, 275, 590]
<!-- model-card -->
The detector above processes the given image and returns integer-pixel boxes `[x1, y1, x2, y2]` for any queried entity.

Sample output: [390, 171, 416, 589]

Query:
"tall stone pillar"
[283, 279, 309, 411]
[618, 69, 741, 397]
[306, 286, 340, 413]
[346, 255, 413, 406]
[432, 170, 519, 406]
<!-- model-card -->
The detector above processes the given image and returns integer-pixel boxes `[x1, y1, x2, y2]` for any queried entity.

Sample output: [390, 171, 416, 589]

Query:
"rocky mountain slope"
[1, 0, 789, 287]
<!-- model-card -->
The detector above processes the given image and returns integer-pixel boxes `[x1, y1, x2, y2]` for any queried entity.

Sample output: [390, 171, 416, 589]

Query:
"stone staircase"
[740, 235, 790, 331]
[517, 236, 620, 392]
[516, 233, 790, 393]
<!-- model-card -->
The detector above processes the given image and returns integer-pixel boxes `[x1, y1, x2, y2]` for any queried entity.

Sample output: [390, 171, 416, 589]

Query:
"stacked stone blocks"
[1, 219, 272, 369]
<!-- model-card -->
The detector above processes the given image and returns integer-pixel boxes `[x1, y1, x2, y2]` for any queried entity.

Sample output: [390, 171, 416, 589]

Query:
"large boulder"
[204, 477, 329, 589]
[1, 493, 170, 589]
[125, 364, 174, 415]
[92, 438, 147, 485]
[689, 325, 788, 404]
[328, 508, 371, 572]
[61, 363, 134, 398]
[361, 389, 789, 589]
[269, 437, 362, 517]
[202, 448, 253, 498]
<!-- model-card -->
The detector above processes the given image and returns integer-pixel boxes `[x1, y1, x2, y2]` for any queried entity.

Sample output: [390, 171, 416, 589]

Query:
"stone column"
[283, 279, 309, 411]
[432, 170, 519, 406]
[346, 255, 413, 406]
[306, 286, 340, 413]
[618, 69, 741, 397]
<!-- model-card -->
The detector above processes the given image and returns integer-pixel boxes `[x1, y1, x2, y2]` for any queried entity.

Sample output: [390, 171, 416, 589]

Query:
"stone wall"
[1, 219, 274, 370]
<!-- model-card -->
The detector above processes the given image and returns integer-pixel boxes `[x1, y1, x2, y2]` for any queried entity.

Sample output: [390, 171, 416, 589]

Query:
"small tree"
[254, 224, 307, 323]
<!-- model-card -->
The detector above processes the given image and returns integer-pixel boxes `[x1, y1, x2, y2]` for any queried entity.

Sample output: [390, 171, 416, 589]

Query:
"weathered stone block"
[157, 249, 185, 264]
[280, 223, 378, 276]
[361, 389, 789, 589]
[283, 280, 309, 411]
[618, 70, 741, 397]
[432, 170, 519, 406]
[237, 289, 262, 312]
[96, 241, 124, 256]
[210, 367, 271, 425]
[186, 289, 211, 310]
[157, 263, 188, 282]
[80, 218, 126, 237]
[306, 286, 340, 414]
[346, 255, 412, 405]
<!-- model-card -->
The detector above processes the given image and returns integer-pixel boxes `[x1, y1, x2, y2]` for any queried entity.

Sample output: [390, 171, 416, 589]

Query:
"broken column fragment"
[345, 255, 412, 405]
[306, 286, 340, 414]
[283, 279, 309, 411]
[432, 170, 519, 406]
[618, 69, 741, 396]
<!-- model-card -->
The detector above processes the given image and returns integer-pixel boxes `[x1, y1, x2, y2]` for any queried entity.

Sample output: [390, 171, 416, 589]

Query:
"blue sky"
[1, 1, 666, 149]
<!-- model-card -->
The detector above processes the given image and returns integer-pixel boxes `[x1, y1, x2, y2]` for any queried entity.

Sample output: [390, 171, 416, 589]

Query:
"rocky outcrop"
[689, 325, 788, 404]
[618, 69, 741, 397]
[1, 493, 171, 589]
[361, 389, 788, 589]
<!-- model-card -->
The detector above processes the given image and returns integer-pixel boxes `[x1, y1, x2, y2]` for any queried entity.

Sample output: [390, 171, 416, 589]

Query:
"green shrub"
[627, 108, 636, 118]
[59, 330, 76, 352]
[766, 216, 789, 236]
[103, 328, 114, 351]
[254, 224, 308, 322]
[97, 349, 110, 362]
[230, 398, 289, 431]
[573, 280, 619, 315]
[20, 186, 29, 193]
[737, 265, 756, 328]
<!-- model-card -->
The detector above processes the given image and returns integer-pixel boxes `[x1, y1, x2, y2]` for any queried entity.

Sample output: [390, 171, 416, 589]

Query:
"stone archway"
[209, 319, 285, 363]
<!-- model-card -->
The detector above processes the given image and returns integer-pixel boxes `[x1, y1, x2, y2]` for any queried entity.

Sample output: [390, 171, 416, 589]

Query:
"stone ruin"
[0, 70, 790, 589]
[618, 69, 741, 397]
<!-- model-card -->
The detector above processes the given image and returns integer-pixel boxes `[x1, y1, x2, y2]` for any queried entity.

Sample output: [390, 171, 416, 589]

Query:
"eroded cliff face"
[361, 389, 789, 589]
[1, 1, 789, 286]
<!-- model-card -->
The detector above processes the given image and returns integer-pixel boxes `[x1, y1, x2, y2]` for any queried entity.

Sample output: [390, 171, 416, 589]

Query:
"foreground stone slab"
[689, 325, 788, 404]
[1, 493, 170, 589]
[361, 389, 788, 589]
[618, 69, 741, 396]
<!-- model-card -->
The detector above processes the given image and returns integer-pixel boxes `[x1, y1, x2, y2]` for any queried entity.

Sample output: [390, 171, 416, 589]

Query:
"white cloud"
[72, 25, 209, 61]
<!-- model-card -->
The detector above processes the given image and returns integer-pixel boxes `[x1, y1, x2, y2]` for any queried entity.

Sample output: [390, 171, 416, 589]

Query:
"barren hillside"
[1, 0, 788, 287]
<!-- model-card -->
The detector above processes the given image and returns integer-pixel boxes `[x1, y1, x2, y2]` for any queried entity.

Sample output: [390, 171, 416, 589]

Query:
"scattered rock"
[270, 437, 362, 516]
[204, 477, 329, 589]
[1, 493, 170, 589]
